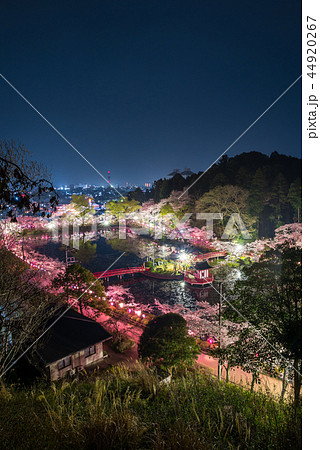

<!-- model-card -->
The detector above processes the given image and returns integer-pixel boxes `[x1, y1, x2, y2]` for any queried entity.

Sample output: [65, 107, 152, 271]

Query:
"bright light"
[119, 302, 124, 308]
[208, 338, 213, 344]
[234, 243, 244, 256]
[135, 310, 141, 317]
[179, 251, 188, 262]
[235, 269, 242, 280]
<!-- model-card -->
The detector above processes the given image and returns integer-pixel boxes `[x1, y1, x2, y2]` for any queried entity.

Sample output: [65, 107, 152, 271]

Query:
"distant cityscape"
[55, 182, 151, 205]
[55, 168, 195, 205]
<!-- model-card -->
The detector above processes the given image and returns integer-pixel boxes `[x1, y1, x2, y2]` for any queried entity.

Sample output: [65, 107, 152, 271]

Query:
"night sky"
[0, 0, 301, 186]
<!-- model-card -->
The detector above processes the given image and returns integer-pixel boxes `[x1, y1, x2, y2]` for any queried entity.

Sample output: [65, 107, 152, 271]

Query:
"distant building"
[168, 169, 181, 177]
[37, 307, 111, 380]
[181, 168, 194, 177]
[168, 168, 194, 178]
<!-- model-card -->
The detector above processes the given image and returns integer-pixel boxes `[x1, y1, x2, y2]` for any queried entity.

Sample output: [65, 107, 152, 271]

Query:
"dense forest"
[129, 152, 301, 238]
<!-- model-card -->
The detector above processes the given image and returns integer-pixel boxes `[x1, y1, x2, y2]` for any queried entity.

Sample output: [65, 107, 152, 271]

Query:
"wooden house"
[184, 261, 213, 286]
[37, 307, 112, 380]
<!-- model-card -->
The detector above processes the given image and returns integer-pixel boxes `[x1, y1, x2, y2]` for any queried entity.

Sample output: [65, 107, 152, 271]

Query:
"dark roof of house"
[195, 261, 211, 270]
[37, 307, 111, 365]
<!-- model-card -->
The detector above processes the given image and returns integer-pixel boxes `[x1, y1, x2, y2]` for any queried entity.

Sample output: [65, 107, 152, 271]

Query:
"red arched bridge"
[93, 251, 226, 279]
[93, 265, 149, 279]
[193, 251, 226, 261]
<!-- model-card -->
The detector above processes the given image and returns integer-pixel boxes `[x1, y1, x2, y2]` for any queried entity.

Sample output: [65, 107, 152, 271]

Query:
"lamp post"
[214, 266, 228, 382]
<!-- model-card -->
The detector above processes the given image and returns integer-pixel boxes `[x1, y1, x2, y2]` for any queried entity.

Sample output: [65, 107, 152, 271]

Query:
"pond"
[35, 237, 220, 308]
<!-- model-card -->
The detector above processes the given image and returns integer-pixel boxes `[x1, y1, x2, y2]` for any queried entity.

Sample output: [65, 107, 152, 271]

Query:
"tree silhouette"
[287, 178, 302, 222]
[0, 141, 58, 220]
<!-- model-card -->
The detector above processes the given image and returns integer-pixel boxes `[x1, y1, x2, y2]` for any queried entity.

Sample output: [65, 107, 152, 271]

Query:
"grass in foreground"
[0, 365, 301, 449]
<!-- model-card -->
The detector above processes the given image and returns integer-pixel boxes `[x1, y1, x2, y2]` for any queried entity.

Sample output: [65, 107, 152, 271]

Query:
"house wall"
[48, 341, 105, 381]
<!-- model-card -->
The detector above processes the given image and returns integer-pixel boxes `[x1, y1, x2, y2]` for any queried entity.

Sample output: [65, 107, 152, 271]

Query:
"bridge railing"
[93, 265, 148, 278]
[193, 251, 226, 261]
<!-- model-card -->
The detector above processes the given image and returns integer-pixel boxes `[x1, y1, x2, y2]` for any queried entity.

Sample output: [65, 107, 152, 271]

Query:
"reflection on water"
[108, 277, 220, 310]
[36, 237, 220, 308]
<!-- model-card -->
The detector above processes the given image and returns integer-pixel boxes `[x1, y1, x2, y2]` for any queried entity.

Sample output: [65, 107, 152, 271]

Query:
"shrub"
[111, 337, 135, 353]
[138, 313, 201, 373]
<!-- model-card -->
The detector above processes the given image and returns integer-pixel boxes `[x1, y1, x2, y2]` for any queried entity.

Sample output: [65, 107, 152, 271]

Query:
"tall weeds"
[0, 366, 301, 449]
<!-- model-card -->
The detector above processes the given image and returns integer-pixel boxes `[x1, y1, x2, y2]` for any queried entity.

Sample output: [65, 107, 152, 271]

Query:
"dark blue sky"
[0, 0, 301, 186]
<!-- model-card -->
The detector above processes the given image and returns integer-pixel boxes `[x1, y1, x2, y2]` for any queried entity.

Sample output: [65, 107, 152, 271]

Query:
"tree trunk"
[293, 358, 302, 409]
[218, 363, 222, 381]
[257, 217, 261, 239]
[250, 373, 257, 393]
[280, 366, 288, 402]
[225, 364, 230, 383]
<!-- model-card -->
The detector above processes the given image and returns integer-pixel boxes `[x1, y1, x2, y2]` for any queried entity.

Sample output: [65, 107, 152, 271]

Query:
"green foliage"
[0, 366, 301, 449]
[130, 151, 301, 238]
[53, 263, 105, 314]
[196, 184, 255, 236]
[128, 187, 145, 203]
[74, 241, 97, 263]
[68, 194, 95, 226]
[105, 197, 140, 216]
[159, 179, 171, 199]
[270, 173, 289, 227]
[159, 202, 175, 217]
[247, 168, 267, 218]
[228, 245, 302, 405]
[138, 313, 201, 373]
[287, 178, 302, 222]
[144, 261, 153, 268]
[71, 194, 89, 209]
[230, 246, 302, 358]
[111, 337, 135, 353]
[108, 237, 137, 254]
[0, 248, 57, 376]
